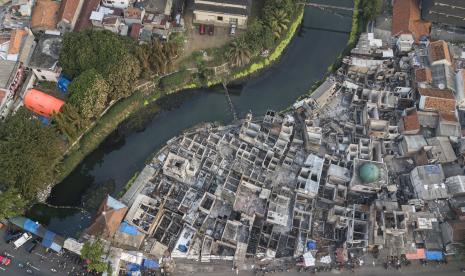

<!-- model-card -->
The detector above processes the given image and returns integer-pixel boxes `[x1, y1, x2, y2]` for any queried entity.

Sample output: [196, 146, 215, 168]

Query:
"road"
[177, 263, 465, 276]
[0, 228, 87, 276]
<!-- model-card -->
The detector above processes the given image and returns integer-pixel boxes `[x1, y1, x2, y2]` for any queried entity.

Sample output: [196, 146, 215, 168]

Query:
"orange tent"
[24, 89, 64, 118]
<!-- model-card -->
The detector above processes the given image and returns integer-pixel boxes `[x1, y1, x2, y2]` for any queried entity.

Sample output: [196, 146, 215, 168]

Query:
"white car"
[13, 233, 32, 249]
[230, 24, 236, 36]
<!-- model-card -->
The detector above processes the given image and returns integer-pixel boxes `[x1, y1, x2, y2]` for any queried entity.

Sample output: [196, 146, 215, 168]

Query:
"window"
[217, 16, 223, 21]
[229, 18, 238, 24]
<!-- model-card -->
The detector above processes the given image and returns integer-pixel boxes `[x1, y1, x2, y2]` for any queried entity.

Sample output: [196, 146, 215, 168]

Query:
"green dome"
[358, 163, 380, 183]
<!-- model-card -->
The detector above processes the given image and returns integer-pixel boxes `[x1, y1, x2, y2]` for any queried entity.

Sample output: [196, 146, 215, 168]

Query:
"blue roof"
[42, 230, 56, 248]
[424, 165, 441, 175]
[106, 196, 126, 210]
[126, 263, 140, 272]
[142, 259, 159, 269]
[119, 221, 140, 236]
[24, 219, 40, 234]
[425, 250, 443, 261]
[50, 242, 62, 253]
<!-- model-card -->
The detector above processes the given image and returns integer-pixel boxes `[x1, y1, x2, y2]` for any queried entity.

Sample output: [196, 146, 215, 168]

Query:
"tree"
[60, 30, 140, 100]
[81, 239, 108, 273]
[361, 0, 382, 21]
[0, 187, 29, 220]
[227, 40, 251, 68]
[0, 108, 63, 199]
[52, 104, 87, 141]
[105, 53, 141, 100]
[68, 69, 110, 121]
[266, 10, 290, 39]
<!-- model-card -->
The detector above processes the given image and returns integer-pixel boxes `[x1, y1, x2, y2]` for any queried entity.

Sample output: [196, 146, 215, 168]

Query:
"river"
[27, 0, 353, 238]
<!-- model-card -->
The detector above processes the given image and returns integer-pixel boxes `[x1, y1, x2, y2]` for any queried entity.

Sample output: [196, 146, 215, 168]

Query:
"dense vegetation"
[0, 30, 181, 221]
[0, 108, 64, 218]
[81, 239, 109, 273]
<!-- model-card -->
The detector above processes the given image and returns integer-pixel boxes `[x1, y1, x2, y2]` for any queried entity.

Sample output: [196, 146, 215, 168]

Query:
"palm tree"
[267, 10, 290, 39]
[227, 40, 251, 68]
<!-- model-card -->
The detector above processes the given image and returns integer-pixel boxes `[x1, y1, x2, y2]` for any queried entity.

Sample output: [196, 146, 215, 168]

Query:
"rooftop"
[0, 60, 19, 89]
[58, 0, 82, 23]
[29, 34, 62, 69]
[31, 0, 60, 30]
[429, 40, 452, 64]
[392, 0, 431, 40]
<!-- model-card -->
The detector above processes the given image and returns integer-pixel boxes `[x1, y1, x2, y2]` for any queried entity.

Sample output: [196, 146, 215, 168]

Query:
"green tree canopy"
[0, 108, 63, 199]
[227, 40, 251, 68]
[52, 103, 87, 141]
[81, 239, 108, 273]
[68, 69, 110, 121]
[60, 30, 141, 101]
[105, 53, 141, 100]
[0, 187, 29, 220]
[361, 0, 383, 21]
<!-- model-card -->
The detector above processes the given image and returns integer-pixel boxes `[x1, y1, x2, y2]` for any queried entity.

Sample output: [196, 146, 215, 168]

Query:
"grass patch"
[160, 69, 192, 90]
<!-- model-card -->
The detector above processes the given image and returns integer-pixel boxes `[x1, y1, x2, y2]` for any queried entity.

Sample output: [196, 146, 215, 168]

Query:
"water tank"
[24, 89, 64, 118]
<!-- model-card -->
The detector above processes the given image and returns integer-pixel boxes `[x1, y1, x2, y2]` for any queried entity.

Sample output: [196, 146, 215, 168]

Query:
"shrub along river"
[27, 0, 353, 238]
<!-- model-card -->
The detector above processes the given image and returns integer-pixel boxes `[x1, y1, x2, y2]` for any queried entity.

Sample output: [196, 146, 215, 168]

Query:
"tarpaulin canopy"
[50, 242, 62, 253]
[42, 230, 56, 248]
[24, 219, 40, 234]
[142, 259, 159, 269]
[119, 222, 140, 236]
[425, 250, 443, 261]
[127, 263, 140, 272]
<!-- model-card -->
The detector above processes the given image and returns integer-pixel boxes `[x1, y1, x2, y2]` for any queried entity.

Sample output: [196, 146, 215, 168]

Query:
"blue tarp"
[24, 219, 40, 235]
[37, 115, 50, 125]
[126, 263, 140, 272]
[142, 259, 159, 269]
[178, 244, 188, 252]
[42, 230, 56, 248]
[307, 240, 316, 250]
[119, 221, 139, 236]
[57, 76, 71, 94]
[425, 250, 443, 261]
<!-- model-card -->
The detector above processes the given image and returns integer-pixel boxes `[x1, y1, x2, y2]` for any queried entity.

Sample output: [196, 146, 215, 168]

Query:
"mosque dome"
[358, 163, 380, 183]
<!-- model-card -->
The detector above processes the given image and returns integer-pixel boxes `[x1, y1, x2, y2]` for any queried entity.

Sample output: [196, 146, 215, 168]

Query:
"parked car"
[0, 255, 11, 266]
[25, 240, 38, 253]
[199, 24, 205, 35]
[230, 24, 236, 35]
[208, 25, 214, 35]
[13, 233, 32, 249]
[4, 232, 22, 243]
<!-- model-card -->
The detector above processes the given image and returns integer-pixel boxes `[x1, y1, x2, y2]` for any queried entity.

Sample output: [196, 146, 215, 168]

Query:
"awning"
[24, 219, 40, 234]
[425, 250, 443, 261]
[406, 248, 425, 260]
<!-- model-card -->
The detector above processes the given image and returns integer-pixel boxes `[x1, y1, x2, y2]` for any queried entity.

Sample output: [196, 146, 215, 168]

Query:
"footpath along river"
[27, 0, 353, 237]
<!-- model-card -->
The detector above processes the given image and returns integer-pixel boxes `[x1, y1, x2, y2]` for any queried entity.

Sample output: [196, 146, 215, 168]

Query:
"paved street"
[0, 228, 87, 276]
[178, 263, 465, 276]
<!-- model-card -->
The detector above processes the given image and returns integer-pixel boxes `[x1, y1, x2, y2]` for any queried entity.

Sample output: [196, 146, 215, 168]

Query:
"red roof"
[392, 0, 431, 41]
[130, 23, 142, 40]
[429, 40, 452, 64]
[24, 89, 64, 118]
[415, 68, 432, 83]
